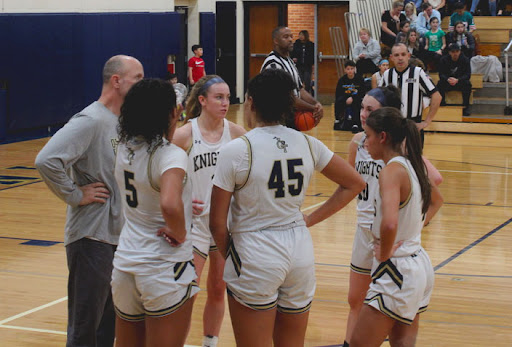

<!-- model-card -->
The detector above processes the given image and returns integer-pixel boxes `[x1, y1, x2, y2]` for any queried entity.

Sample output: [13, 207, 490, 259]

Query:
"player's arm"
[160, 168, 187, 244]
[171, 122, 193, 151]
[210, 185, 232, 258]
[188, 66, 194, 85]
[228, 122, 247, 138]
[298, 88, 323, 124]
[305, 155, 365, 227]
[377, 163, 404, 262]
[424, 176, 443, 226]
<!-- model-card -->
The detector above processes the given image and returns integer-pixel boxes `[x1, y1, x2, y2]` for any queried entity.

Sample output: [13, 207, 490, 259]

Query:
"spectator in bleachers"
[445, 21, 476, 57]
[396, 20, 412, 43]
[416, 2, 442, 36]
[470, 0, 497, 15]
[381, 1, 407, 48]
[371, 59, 390, 88]
[404, 2, 418, 27]
[353, 28, 381, 76]
[406, 28, 424, 58]
[423, 17, 446, 70]
[449, 2, 476, 32]
[498, 0, 512, 15]
[420, 0, 448, 16]
[437, 43, 472, 115]
[334, 60, 366, 132]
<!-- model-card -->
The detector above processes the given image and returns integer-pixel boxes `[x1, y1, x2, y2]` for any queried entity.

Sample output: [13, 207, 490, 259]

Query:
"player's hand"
[192, 199, 205, 215]
[157, 227, 186, 247]
[416, 121, 429, 130]
[78, 182, 109, 206]
[374, 240, 403, 262]
[312, 102, 324, 126]
[346, 97, 353, 105]
[302, 213, 311, 227]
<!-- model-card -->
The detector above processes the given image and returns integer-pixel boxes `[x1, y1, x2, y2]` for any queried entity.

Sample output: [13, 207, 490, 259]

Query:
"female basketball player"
[112, 79, 199, 346]
[209, 68, 365, 347]
[343, 87, 443, 346]
[350, 107, 442, 347]
[172, 75, 246, 347]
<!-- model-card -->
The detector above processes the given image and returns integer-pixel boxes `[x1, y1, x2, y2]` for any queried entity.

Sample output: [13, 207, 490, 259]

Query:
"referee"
[261, 26, 323, 128]
[379, 43, 441, 135]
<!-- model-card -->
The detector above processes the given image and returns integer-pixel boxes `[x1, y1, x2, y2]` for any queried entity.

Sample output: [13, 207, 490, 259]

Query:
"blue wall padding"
[0, 89, 6, 141]
[0, 12, 185, 142]
[200, 12, 216, 75]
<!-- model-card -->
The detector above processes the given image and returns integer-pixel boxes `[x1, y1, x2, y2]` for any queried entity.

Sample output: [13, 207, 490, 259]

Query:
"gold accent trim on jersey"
[114, 306, 145, 322]
[350, 263, 372, 275]
[371, 259, 403, 289]
[227, 240, 242, 277]
[227, 287, 278, 311]
[147, 144, 161, 192]
[302, 134, 316, 167]
[193, 246, 208, 260]
[364, 293, 413, 325]
[277, 301, 312, 314]
[393, 160, 413, 209]
[235, 135, 252, 191]
[145, 281, 199, 318]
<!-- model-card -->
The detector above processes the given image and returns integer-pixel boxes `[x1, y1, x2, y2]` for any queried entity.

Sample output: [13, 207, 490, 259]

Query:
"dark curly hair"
[246, 69, 296, 125]
[118, 78, 177, 146]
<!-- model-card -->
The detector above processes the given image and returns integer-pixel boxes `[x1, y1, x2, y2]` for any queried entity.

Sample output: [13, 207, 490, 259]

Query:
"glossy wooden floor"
[1, 105, 511, 346]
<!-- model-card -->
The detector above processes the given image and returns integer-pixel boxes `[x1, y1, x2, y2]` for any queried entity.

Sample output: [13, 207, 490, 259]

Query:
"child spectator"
[166, 72, 178, 85]
[424, 17, 446, 70]
[445, 21, 475, 57]
[371, 59, 390, 89]
[353, 28, 381, 75]
[498, 0, 512, 15]
[449, 2, 476, 32]
[396, 20, 411, 43]
[188, 44, 206, 86]
[334, 60, 366, 133]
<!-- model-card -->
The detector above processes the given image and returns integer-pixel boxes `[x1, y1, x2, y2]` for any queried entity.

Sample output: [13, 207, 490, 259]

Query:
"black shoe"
[333, 122, 342, 131]
[351, 125, 360, 134]
[463, 106, 471, 116]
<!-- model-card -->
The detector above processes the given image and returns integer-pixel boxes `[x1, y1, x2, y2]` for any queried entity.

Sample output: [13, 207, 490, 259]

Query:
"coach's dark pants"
[437, 79, 472, 107]
[297, 64, 313, 93]
[356, 58, 378, 75]
[66, 238, 116, 347]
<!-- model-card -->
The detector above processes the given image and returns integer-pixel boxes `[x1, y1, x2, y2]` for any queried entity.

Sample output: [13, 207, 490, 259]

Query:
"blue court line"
[434, 217, 512, 271]
[0, 180, 43, 191]
[0, 236, 63, 244]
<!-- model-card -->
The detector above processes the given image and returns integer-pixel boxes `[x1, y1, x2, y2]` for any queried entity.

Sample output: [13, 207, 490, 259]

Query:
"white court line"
[439, 169, 512, 176]
[0, 296, 67, 325]
[0, 324, 67, 335]
[301, 200, 326, 212]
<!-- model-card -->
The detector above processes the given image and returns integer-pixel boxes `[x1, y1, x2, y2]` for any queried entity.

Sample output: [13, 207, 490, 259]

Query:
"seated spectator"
[423, 17, 446, 70]
[437, 43, 472, 115]
[419, 0, 448, 16]
[416, 2, 442, 36]
[396, 20, 412, 43]
[471, 0, 497, 15]
[371, 59, 390, 89]
[449, 2, 476, 32]
[334, 60, 366, 132]
[403, 2, 418, 27]
[166, 72, 178, 85]
[353, 28, 381, 76]
[406, 28, 424, 58]
[445, 21, 475, 57]
[381, 1, 407, 48]
[498, 0, 512, 15]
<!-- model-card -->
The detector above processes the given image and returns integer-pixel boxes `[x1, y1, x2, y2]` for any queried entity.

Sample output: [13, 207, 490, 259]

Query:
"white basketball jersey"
[188, 118, 232, 229]
[355, 134, 385, 228]
[372, 156, 424, 257]
[114, 138, 192, 272]
[213, 125, 333, 233]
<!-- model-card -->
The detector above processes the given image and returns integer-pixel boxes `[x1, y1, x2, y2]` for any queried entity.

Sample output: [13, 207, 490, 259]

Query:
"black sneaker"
[463, 106, 471, 117]
[333, 121, 342, 131]
[351, 125, 360, 133]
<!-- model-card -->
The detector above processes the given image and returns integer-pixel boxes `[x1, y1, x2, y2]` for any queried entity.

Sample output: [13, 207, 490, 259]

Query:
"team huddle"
[35, 30, 444, 347]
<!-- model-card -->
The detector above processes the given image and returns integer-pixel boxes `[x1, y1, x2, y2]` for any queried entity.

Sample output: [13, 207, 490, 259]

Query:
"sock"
[202, 335, 219, 347]
[343, 341, 350, 347]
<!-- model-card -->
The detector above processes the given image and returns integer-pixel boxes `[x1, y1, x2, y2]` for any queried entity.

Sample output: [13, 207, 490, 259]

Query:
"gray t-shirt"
[35, 101, 123, 245]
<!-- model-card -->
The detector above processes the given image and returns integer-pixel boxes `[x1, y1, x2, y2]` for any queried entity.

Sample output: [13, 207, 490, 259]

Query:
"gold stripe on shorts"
[364, 293, 413, 325]
[193, 246, 208, 260]
[350, 263, 371, 275]
[227, 240, 242, 277]
[114, 306, 145, 322]
[417, 305, 428, 314]
[371, 259, 403, 289]
[209, 245, 219, 252]
[227, 287, 277, 311]
[145, 281, 199, 318]
[277, 301, 312, 314]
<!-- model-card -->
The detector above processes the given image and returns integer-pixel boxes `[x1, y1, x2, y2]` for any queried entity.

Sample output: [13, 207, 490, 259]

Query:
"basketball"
[294, 111, 315, 131]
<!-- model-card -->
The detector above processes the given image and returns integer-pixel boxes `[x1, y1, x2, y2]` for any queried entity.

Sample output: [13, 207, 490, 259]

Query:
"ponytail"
[366, 107, 431, 214]
[184, 75, 225, 122]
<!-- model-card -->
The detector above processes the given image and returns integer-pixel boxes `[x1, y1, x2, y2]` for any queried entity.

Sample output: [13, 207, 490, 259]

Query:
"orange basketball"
[294, 111, 315, 131]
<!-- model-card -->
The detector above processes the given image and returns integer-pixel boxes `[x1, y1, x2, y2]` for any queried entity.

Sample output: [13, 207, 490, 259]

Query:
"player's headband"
[199, 77, 226, 95]
[367, 88, 387, 107]
[378, 59, 389, 65]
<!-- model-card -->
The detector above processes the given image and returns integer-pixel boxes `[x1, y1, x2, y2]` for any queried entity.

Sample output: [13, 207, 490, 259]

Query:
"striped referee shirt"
[261, 50, 302, 97]
[379, 65, 437, 122]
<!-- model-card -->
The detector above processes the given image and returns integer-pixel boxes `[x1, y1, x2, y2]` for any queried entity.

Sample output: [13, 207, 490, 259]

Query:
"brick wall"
[288, 4, 315, 42]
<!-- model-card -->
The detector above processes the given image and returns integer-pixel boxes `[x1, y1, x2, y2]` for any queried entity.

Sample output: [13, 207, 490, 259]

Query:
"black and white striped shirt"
[379, 65, 437, 122]
[261, 51, 303, 97]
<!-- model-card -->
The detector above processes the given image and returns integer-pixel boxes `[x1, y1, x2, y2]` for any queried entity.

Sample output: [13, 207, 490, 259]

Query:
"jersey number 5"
[124, 171, 138, 208]
[268, 159, 304, 198]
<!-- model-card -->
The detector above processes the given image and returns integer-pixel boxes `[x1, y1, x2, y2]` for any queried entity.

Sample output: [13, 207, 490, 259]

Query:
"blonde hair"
[359, 27, 371, 37]
[184, 75, 225, 122]
[404, 2, 417, 15]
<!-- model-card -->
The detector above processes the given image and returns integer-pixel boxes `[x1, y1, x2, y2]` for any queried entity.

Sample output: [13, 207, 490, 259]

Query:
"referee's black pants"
[437, 79, 472, 107]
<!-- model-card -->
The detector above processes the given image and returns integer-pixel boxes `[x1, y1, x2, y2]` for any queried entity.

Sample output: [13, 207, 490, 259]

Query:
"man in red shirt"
[188, 44, 206, 86]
